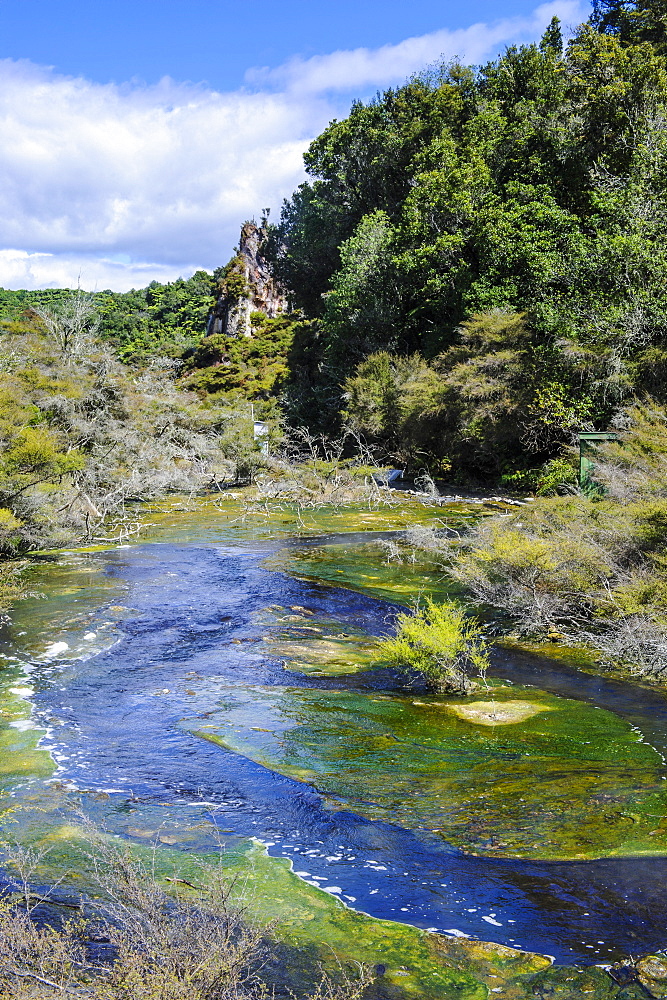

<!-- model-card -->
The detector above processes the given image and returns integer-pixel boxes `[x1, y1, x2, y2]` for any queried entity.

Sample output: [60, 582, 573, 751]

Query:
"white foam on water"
[43, 641, 69, 658]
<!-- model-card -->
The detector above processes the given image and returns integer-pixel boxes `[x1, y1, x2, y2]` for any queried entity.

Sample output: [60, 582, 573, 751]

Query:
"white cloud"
[0, 249, 184, 292]
[0, 59, 320, 289]
[246, 1, 587, 94]
[0, 0, 588, 291]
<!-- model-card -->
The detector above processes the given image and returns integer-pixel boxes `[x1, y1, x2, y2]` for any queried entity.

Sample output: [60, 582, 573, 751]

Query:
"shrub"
[0, 561, 36, 620]
[448, 496, 620, 632]
[498, 467, 541, 492]
[444, 472, 667, 678]
[0, 836, 372, 999]
[535, 457, 578, 495]
[377, 597, 489, 694]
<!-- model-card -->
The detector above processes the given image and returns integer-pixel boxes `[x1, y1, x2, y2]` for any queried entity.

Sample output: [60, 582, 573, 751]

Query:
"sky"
[0, 0, 589, 291]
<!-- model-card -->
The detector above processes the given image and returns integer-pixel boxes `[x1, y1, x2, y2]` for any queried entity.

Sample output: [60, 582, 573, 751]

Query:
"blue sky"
[0, 0, 589, 290]
[0, 0, 570, 90]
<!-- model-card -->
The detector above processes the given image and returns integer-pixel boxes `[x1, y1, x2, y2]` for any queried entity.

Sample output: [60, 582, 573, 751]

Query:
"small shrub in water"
[378, 597, 489, 695]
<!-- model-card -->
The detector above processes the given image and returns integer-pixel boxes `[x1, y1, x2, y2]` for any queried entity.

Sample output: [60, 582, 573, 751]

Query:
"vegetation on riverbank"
[0, 299, 279, 614]
[400, 401, 667, 680]
[2, 0, 667, 684]
[0, 835, 370, 999]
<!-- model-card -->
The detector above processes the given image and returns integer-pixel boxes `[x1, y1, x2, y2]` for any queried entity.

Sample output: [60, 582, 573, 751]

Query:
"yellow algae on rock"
[448, 700, 553, 726]
[637, 953, 667, 998]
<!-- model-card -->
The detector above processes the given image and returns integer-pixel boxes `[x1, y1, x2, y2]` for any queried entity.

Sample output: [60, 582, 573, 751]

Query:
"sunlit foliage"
[378, 597, 489, 694]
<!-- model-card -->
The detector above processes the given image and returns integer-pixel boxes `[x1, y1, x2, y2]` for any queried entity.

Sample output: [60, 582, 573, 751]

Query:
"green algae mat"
[0, 677, 53, 803]
[130, 492, 487, 546]
[264, 538, 461, 605]
[16, 827, 645, 1000]
[187, 683, 667, 861]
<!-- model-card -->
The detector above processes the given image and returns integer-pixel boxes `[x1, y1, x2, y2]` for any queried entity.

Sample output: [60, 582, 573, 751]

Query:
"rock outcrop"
[208, 222, 287, 339]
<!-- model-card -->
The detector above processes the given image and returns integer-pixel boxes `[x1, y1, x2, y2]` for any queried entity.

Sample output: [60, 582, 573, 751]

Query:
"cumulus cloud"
[0, 60, 320, 289]
[248, 1, 587, 94]
[0, 0, 588, 291]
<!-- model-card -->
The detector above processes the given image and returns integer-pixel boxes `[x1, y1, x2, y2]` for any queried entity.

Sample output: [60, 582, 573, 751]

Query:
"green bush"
[497, 456, 578, 496]
[444, 426, 667, 678]
[377, 597, 489, 695]
[498, 467, 541, 492]
[535, 457, 579, 495]
[184, 314, 301, 399]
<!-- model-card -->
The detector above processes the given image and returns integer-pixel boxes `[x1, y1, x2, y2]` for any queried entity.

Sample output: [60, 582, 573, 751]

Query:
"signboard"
[253, 420, 269, 456]
[578, 431, 619, 489]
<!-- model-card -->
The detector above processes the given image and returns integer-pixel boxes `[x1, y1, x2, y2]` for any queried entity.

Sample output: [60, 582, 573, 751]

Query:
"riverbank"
[1, 493, 666, 996]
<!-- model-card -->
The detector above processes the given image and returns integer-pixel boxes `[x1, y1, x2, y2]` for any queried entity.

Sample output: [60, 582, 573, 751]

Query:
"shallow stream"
[1, 494, 667, 983]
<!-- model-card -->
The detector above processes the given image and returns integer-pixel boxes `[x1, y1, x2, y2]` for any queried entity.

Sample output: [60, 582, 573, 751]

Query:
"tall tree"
[591, 0, 667, 52]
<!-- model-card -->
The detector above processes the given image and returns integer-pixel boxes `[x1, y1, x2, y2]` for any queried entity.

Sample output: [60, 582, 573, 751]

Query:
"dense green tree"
[271, 9, 667, 472]
[0, 272, 217, 364]
[183, 312, 302, 398]
[98, 270, 216, 360]
[592, 0, 667, 52]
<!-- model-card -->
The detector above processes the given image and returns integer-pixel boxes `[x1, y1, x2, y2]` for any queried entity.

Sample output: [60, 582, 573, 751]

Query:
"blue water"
[2, 537, 667, 964]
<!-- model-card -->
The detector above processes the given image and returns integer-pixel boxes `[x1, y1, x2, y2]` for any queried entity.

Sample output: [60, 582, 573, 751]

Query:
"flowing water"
[1, 494, 667, 983]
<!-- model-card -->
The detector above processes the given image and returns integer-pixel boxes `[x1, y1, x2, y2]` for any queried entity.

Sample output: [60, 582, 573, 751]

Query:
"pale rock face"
[209, 222, 287, 338]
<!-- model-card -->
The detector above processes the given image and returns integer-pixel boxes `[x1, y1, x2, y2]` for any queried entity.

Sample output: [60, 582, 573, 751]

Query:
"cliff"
[208, 222, 287, 338]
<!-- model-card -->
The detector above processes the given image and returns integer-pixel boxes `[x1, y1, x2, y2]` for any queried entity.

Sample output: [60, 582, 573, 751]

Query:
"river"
[1, 494, 666, 988]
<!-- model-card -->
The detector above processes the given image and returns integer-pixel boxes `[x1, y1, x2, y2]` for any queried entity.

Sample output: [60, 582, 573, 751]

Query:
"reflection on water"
[0, 498, 666, 968]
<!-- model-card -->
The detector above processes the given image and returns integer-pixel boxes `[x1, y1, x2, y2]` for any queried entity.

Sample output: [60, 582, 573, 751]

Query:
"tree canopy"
[267, 8, 667, 476]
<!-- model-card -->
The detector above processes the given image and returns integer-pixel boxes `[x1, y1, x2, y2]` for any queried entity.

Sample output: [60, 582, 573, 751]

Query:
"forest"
[1, 0, 667, 680]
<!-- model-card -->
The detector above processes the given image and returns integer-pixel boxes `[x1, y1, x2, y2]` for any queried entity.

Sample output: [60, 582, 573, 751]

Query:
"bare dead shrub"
[0, 835, 372, 1000]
